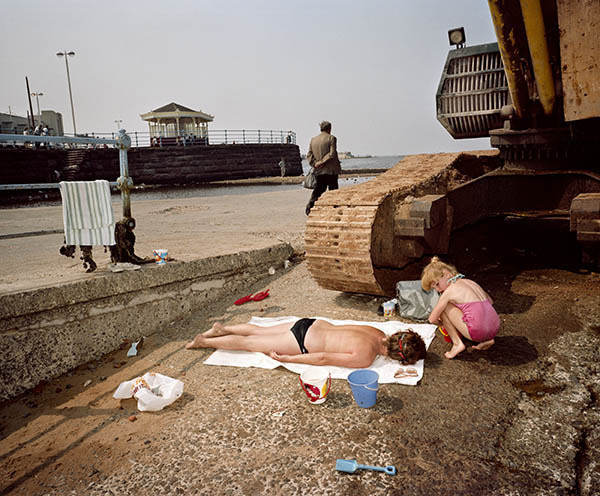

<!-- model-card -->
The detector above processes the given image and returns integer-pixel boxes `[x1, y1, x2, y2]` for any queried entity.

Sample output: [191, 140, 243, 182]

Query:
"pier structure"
[140, 102, 214, 146]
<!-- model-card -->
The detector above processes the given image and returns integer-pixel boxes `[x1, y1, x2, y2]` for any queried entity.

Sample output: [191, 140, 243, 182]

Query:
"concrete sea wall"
[0, 143, 302, 185]
[0, 243, 293, 401]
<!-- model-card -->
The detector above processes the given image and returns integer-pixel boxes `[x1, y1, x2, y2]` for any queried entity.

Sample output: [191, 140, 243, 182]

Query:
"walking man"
[305, 121, 342, 215]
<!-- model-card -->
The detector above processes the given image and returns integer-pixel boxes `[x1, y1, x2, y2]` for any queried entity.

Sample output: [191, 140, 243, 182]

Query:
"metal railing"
[9, 129, 298, 148]
[0, 131, 134, 218]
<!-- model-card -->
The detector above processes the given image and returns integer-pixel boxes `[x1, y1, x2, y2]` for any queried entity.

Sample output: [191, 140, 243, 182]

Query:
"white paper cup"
[153, 249, 168, 265]
[299, 368, 331, 404]
[383, 301, 396, 317]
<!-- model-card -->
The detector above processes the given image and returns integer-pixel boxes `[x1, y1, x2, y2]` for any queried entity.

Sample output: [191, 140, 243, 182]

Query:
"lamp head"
[448, 27, 466, 48]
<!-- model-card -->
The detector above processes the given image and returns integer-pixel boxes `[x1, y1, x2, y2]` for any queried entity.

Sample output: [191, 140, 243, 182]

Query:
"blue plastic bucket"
[347, 369, 379, 408]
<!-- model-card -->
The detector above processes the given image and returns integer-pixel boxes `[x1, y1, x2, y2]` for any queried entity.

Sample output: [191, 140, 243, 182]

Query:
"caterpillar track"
[305, 151, 501, 296]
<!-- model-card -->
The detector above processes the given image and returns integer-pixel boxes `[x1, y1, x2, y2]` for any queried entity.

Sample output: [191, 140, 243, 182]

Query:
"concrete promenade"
[1, 183, 600, 495]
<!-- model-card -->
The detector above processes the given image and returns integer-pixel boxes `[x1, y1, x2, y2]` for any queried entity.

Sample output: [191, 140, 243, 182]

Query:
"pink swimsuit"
[454, 300, 499, 342]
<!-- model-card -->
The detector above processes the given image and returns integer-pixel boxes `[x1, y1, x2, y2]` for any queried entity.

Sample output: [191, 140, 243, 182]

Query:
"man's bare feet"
[185, 333, 207, 349]
[444, 341, 466, 359]
[203, 322, 226, 338]
[472, 339, 495, 351]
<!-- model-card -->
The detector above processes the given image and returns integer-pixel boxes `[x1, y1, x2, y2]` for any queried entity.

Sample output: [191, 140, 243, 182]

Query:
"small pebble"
[128, 415, 137, 422]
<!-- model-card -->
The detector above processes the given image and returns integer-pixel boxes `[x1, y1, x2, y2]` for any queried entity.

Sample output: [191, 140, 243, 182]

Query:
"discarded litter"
[234, 293, 254, 305]
[272, 410, 286, 417]
[127, 337, 144, 357]
[108, 262, 141, 273]
[83, 379, 92, 387]
[234, 289, 270, 304]
[284, 260, 291, 269]
[253, 289, 269, 301]
[113, 372, 183, 412]
[335, 459, 396, 475]
[153, 249, 168, 265]
[268, 267, 276, 275]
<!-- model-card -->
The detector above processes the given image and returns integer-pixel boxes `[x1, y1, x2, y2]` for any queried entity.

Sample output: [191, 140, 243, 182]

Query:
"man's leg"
[325, 174, 339, 191]
[306, 175, 329, 215]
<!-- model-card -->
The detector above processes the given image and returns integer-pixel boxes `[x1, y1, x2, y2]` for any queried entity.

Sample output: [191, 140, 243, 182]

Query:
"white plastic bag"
[113, 372, 184, 411]
[303, 167, 317, 189]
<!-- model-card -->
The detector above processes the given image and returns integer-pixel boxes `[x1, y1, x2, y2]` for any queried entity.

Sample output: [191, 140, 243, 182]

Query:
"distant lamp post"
[56, 50, 77, 135]
[115, 119, 123, 130]
[30, 92, 44, 125]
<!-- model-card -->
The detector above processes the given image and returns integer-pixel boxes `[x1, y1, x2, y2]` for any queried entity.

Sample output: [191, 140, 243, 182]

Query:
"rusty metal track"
[305, 151, 499, 296]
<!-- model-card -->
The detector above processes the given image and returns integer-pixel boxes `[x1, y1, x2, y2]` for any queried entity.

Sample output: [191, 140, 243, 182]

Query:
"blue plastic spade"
[335, 459, 396, 475]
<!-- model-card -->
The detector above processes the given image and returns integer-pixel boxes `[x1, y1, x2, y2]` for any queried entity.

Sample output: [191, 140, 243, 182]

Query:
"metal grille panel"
[436, 43, 509, 138]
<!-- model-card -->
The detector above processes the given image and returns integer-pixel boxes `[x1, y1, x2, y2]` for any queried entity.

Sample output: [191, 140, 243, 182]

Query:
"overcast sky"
[2, 1, 498, 155]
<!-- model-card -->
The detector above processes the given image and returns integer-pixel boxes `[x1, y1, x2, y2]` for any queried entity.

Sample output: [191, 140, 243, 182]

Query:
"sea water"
[124, 155, 404, 202]
[302, 155, 404, 174]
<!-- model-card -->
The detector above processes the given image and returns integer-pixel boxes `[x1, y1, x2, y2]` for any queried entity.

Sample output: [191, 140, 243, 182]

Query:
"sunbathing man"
[186, 318, 427, 368]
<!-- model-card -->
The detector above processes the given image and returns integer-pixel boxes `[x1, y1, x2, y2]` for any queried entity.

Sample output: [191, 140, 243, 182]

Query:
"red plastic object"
[234, 294, 254, 305]
[438, 325, 452, 343]
[252, 289, 270, 301]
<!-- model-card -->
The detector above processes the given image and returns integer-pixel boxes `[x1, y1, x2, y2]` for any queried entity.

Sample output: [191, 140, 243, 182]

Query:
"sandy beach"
[1, 183, 600, 495]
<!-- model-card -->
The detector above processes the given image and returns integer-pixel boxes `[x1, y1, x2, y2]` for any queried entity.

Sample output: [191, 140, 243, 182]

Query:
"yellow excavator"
[305, 0, 600, 296]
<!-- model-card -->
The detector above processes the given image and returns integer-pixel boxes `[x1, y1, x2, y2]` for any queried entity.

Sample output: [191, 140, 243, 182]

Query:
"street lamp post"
[30, 92, 44, 125]
[56, 50, 77, 135]
[115, 119, 123, 130]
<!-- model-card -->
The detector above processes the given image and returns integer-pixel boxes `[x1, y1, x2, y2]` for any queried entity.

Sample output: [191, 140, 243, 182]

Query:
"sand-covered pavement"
[1, 183, 600, 495]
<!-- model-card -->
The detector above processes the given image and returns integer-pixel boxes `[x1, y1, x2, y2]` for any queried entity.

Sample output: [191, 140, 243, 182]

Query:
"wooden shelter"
[140, 102, 214, 145]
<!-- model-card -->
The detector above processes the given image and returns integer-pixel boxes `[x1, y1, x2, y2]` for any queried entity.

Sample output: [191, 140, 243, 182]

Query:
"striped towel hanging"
[59, 180, 116, 246]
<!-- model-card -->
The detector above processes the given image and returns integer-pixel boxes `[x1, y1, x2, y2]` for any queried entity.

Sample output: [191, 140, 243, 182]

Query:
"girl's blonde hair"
[421, 256, 458, 291]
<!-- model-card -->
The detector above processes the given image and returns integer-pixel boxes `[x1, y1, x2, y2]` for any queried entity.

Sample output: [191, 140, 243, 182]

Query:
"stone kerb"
[0, 243, 293, 401]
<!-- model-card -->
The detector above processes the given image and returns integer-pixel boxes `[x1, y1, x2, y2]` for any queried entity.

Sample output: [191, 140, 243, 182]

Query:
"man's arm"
[269, 350, 372, 368]
[306, 139, 316, 166]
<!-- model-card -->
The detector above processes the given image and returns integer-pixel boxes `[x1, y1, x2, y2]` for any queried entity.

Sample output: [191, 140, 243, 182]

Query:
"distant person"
[279, 157, 287, 177]
[286, 132, 292, 144]
[305, 121, 342, 215]
[186, 319, 427, 368]
[421, 257, 500, 359]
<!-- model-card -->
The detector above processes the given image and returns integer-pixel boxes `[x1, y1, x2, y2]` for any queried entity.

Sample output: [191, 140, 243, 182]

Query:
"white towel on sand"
[203, 316, 437, 385]
[59, 180, 115, 246]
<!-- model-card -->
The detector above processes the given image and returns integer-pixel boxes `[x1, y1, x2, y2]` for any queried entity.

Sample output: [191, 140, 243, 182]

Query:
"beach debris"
[234, 293, 254, 305]
[108, 262, 141, 273]
[284, 260, 291, 269]
[113, 372, 184, 412]
[84, 379, 92, 387]
[128, 415, 137, 422]
[127, 337, 144, 357]
[335, 459, 396, 475]
[268, 266, 276, 275]
[253, 289, 270, 301]
[272, 409, 286, 417]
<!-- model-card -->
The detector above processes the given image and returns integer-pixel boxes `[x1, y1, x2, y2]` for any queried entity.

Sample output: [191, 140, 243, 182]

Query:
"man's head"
[386, 329, 427, 365]
[320, 121, 332, 133]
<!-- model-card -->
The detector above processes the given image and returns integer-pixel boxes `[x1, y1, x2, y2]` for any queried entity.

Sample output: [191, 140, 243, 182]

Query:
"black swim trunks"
[290, 318, 315, 354]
